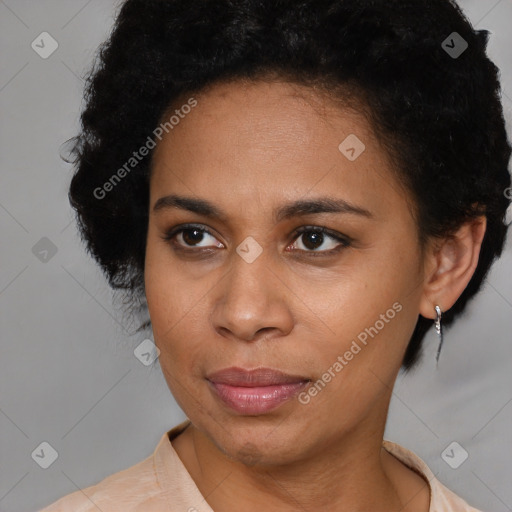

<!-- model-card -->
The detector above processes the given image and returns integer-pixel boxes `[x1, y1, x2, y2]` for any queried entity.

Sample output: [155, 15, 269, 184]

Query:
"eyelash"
[161, 223, 352, 257]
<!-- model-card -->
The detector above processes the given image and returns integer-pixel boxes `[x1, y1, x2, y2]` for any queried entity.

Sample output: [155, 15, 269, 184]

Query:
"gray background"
[0, 1, 511, 511]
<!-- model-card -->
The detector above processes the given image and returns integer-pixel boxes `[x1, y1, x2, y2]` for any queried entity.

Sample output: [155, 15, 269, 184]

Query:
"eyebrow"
[152, 194, 374, 222]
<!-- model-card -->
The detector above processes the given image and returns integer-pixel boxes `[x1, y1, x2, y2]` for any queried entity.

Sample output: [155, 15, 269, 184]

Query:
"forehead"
[162, 79, 370, 146]
[149, 79, 406, 219]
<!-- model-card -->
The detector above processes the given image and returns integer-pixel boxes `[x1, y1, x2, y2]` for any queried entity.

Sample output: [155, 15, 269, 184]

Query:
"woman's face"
[145, 79, 429, 465]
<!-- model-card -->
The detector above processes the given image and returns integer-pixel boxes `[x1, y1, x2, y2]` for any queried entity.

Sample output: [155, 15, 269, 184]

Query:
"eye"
[162, 224, 352, 256]
[288, 226, 352, 255]
[162, 224, 224, 250]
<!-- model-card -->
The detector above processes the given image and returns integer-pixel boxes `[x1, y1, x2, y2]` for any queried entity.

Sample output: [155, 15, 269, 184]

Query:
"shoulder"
[37, 425, 188, 512]
[39, 422, 194, 512]
[383, 440, 484, 512]
[39, 453, 163, 512]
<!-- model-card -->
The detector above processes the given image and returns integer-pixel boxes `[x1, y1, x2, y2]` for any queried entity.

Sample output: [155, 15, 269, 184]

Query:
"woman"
[40, 0, 511, 510]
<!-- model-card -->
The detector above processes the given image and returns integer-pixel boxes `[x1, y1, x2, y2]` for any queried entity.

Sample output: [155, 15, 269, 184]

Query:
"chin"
[200, 412, 311, 468]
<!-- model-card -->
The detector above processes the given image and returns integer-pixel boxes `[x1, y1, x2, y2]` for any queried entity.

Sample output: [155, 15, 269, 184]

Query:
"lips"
[207, 367, 309, 386]
[206, 367, 310, 415]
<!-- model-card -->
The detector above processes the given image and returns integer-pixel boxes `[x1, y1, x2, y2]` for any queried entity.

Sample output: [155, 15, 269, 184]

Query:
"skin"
[144, 78, 487, 512]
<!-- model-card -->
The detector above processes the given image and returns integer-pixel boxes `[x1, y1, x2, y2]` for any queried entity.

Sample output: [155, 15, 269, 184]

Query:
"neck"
[171, 402, 429, 511]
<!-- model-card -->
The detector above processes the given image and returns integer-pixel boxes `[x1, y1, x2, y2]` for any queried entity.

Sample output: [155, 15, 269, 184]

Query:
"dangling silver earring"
[435, 305, 443, 366]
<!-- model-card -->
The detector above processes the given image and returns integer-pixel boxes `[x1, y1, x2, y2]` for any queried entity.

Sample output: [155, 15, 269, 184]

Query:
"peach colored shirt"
[40, 419, 483, 512]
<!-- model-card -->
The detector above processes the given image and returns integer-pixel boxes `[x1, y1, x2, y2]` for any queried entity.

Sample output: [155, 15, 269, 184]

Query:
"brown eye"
[180, 227, 207, 246]
[290, 227, 352, 255]
[162, 225, 224, 249]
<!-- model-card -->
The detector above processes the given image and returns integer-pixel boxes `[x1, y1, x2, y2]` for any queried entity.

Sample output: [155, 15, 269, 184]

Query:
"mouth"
[206, 367, 311, 415]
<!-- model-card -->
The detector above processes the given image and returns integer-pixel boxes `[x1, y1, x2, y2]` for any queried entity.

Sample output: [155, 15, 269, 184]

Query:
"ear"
[419, 216, 487, 320]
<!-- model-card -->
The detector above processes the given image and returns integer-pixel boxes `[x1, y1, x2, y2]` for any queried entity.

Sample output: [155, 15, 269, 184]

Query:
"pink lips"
[206, 367, 310, 415]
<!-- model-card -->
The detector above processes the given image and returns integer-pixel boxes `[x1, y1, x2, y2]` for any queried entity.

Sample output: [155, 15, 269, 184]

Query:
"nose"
[210, 246, 294, 343]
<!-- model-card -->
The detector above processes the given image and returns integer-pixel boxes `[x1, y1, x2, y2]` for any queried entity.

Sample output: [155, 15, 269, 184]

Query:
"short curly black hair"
[67, 0, 511, 370]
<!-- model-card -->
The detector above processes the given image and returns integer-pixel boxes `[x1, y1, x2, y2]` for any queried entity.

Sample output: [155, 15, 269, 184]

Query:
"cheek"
[312, 242, 422, 379]
[302, 300, 417, 434]
[145, 261, 208, 414]
[145, 271, 202, 357]
[145, 227, 202, 331]
[144, 232, 217, 376]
